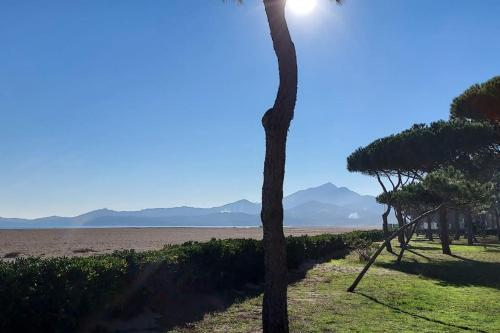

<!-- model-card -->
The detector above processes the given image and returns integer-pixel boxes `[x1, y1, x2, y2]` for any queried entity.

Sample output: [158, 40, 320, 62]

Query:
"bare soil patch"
[0, 227, 359, 258]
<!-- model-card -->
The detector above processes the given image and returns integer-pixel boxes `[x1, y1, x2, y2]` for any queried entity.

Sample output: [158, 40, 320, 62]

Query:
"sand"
[0, 227, 359, 258]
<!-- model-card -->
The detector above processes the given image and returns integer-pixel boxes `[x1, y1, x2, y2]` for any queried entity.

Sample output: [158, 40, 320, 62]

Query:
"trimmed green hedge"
[0, 230, 383, 333]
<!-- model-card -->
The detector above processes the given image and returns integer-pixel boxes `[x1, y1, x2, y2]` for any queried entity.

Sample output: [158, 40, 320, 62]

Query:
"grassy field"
[169, 237, 500, 333]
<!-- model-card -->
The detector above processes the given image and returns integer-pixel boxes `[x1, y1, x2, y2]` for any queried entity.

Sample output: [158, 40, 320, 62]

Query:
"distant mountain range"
[0, 183, 389, 229]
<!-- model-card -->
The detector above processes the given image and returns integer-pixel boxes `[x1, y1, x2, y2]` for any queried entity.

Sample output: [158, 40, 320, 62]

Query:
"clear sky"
[1, 0, 499, 218]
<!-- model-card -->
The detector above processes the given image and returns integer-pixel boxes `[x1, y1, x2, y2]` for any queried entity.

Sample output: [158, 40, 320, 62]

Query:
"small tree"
[378, 167, 493, 255]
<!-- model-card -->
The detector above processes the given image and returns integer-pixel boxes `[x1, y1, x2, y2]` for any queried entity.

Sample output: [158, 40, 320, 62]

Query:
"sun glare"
[287, 0, 318, 15]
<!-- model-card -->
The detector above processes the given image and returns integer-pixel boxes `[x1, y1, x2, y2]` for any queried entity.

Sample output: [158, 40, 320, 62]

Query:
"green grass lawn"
[169, 237, 500, 333]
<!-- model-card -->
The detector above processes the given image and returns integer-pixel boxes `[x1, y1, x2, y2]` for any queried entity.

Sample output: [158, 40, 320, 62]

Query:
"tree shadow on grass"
[405, 245, 441, 251]
[289, 248, 350, 284]
[357, 292, 487, 333]
[405, 249, 432, 261]
[377, 255, 500, 290]
[386, 250, 399, 257]
[154, 248, 349, 331]
[411, 238, 435, 243]
[449, 254, 475, 262]
[88, 249, 349, 333]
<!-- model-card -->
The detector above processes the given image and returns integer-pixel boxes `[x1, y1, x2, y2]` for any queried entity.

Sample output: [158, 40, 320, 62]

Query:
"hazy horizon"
[1, 181, 372, 219]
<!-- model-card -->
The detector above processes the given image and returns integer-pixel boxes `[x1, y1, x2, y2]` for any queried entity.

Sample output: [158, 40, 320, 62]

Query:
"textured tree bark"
[438, 208, 451, 255]
[382, 205, 393, 253]
[465, 210, 474, 245]
[261, 1, 297, 332]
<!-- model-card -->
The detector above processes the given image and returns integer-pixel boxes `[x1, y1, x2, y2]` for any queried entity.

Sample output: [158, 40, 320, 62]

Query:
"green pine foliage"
[347, 120, 498, 176]
[450, 76, 500, 122]
[377, 167, 494, 213]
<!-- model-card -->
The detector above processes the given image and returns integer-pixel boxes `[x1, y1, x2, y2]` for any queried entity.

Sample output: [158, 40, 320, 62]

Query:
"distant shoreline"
[0, 225, 376, 230]
[0, 225, 263, 230]
[0, 226, 370, 258]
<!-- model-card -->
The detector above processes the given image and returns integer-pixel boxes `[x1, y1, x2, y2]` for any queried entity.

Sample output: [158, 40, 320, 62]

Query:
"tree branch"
[347, 204, 443, 292]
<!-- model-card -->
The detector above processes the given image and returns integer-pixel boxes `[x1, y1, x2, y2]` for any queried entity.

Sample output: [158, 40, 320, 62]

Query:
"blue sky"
[1, 0, 499, 218]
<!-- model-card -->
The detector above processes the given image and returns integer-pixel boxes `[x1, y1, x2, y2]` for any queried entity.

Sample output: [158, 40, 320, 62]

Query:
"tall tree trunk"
[465, 210, 474, 245]
[439, 207, 451, 255]
[453, 209, 461, 240]
[382, 205, 393, 253]
[261, 1, 297, 332]
[426, 215, 433, 241]
[495, 208, 500, 241]
[395, 205, 405, 246]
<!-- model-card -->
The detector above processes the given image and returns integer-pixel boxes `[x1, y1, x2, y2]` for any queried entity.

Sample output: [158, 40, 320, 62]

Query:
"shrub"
[0, 229, 383, 333]
[349, 238, 375, 262]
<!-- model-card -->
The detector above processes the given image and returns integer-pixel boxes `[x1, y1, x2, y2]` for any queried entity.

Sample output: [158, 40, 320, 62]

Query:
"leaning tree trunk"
[438, 207, 451, 255]
[396, 222, 419, 264]
[382, 205, 393, 253]
[261, 1, 297, 332]
[347, 205, 442, 292]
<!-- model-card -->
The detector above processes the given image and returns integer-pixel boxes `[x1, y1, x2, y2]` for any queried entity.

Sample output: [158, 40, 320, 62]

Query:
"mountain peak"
[231, 199, 253, 204]
[283, 182, 369, 209]
[218, 199, 260, 214]
[318, 182, 337, 188]
[79, 208, 112, 215]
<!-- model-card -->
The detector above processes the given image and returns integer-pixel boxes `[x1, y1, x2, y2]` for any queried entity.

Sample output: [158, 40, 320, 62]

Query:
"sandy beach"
[0, 227, 360, 258]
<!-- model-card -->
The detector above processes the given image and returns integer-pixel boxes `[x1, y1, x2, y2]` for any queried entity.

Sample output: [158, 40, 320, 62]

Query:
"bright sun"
[287, 0, 318, 15]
